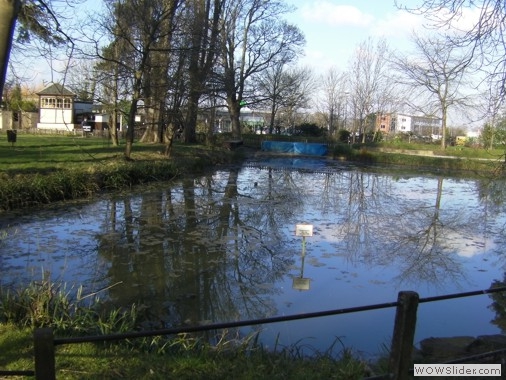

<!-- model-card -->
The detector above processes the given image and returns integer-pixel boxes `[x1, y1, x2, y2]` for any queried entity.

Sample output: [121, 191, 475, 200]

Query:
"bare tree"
[182, 0, 224, 144]
[317, 67, 349, 139]
[64, 57, 98, 101]
[391, 33, 473, 148]
[348, 38, 391, 143]
[255, 63, 314, 134]
[88, 0, 182, 159]
[397, 0, 506, 103]
[218, 0, 304, 140]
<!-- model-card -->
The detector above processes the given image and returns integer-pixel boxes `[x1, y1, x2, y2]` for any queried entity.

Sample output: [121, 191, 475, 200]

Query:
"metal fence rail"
[2, 286, 506, 380]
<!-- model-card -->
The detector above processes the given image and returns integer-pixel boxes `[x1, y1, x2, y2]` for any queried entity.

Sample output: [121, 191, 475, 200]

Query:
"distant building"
[376, 112, 442, 136]
[394, 114, 413, 133]
[412, 115, 442, 136]
[377, 113, 394, 134]
[36, 83, 93, 130]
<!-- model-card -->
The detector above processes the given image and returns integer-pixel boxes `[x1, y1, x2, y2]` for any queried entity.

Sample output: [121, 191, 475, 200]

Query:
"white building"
[378, 113, 442, 136]
[36, 83, 93, 130]
[394, 114, 412, 133]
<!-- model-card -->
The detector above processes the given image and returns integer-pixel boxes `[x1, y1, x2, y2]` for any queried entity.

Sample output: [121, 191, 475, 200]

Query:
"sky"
[17, 0, 483, 127]
[20, 0, 425, 88]
[283, 0, 425, 72]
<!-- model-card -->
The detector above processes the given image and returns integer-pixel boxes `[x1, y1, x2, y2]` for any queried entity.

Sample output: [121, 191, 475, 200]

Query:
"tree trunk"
[184, 93, 199, 143]
[0, 0, 21, 104]
[140, 103, 161, 143]
[163, 123, 176, 157]
[110, 110, 119, 146]
[110, 75, 120, 146]
[441, 106, 447, 149]
[206, 100, 216, 145]
[124, 100, 138, 160]
[228, 100, 242, 140]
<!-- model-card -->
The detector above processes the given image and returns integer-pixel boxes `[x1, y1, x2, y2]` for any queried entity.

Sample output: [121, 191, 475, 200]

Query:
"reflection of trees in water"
[93, 166, 506, 326]
[95, 168, 296, 329]
[489, 275, 506, 333]
[334, 171, 388, 262]
[329, 174, 489, 288]
[477, 177, 506, 211]
[381, 177, 466, 286]
[477, 177, 506, 258]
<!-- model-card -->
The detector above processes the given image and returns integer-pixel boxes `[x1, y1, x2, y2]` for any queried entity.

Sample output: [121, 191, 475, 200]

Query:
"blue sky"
[24, 0, 433, 85]
[284, 0, 425, 72]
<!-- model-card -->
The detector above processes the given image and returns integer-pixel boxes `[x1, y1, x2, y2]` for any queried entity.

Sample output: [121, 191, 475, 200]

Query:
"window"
[41, 96, 72, 109]
[42, 97, 55, 108]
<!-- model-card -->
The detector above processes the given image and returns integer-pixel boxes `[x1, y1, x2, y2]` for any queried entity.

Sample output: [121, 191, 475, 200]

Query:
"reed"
[0, 281, 370, 379]
[0, 275, 138, 337]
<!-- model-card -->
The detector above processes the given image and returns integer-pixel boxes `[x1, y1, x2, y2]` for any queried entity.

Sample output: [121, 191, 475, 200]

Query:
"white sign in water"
[295, 223, 313, 237]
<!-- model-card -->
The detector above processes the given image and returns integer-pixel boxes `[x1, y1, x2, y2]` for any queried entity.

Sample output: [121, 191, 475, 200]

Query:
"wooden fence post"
[389, 291, 419, 380]
[34, 328, 56, 380]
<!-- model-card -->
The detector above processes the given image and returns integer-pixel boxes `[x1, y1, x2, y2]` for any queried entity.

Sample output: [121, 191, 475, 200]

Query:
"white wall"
[0, 111, 13, 130]
[39, 108, 73, 126]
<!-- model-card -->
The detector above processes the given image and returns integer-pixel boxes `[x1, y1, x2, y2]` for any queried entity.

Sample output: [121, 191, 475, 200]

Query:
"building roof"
[37, 83, 76, 97]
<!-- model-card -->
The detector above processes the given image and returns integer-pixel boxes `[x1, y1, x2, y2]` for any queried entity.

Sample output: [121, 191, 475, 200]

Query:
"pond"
[1, 157, 506, 359]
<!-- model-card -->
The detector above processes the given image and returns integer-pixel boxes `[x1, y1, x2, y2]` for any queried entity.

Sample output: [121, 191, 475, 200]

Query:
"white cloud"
[300, 1, 374, 28]
[444, 6, 482, 34]
[372, 10, 424, 39]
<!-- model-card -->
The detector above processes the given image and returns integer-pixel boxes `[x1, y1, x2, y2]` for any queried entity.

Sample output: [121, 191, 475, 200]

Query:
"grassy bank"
[0, 280, 371, 379]
[0, 325, 370, 379]
[1, 134, 504, 211]
[331, 142, 506, 177]
[0, 134, 243, 211]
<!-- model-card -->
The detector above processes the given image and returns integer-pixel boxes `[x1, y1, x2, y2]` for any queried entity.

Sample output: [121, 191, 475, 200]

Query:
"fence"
[2, 287, 506, 380]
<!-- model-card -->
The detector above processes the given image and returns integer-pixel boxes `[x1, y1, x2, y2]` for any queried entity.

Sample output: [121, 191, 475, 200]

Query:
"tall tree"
[255, 63, 314, 134]
[391, 33, 473, 148]
[398, 0, 506, 103]
[139, 0, 180, 146]
[0, 0, 66, 103]
[0, 0, 20, 104]
[318, 67, 349, 138]
[348, 38, 390, 143]
[218, 0, 304, 140]
[92, 0, 182, 159]
[182, 0, 224, 144]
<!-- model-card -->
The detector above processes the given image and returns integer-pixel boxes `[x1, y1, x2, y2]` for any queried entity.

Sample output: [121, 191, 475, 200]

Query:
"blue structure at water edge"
[261, 141, 328, 156]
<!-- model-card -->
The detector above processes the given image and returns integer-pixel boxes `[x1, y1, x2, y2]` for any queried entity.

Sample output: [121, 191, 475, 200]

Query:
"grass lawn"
[0, 324, 371, 379]
[1, 134, 182, 174]
[0, 133, 243, 211]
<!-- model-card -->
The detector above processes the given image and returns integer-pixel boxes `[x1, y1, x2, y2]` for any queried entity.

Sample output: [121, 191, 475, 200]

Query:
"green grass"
[0, 133, 244, 211]
[0, 133, 218, 173]
[0, 326, 370, 379]
[0, 325, 371, 379]
[1, 133, 504, 211]
[373, 140, 506, 160]
[0, 278, 374, 379]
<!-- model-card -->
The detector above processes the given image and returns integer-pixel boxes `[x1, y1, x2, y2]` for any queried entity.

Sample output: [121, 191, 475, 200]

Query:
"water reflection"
[489, 274, 506, 333]
[2, 158, 506, 355]
[94, 168, 297, 328]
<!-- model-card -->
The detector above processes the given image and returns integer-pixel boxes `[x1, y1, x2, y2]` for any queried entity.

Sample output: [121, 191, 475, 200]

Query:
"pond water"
[1, 157, 506, 359]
